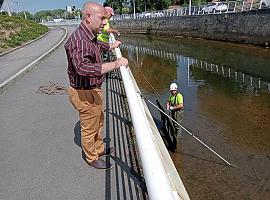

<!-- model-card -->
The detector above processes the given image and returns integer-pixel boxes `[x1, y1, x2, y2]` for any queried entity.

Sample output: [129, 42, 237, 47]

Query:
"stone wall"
[111, 9, 270, 47]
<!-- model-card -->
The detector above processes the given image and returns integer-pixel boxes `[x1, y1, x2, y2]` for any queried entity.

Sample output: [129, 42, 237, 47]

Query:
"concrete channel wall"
[111, 9, 270, 47]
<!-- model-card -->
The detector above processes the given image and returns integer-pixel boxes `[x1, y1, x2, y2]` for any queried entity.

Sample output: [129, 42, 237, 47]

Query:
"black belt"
[71, 85, 98, 90]
[172, 108, 184, 111]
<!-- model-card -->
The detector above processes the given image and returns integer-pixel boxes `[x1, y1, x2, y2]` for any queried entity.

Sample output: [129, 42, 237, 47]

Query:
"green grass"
[0, 15, 48, 50]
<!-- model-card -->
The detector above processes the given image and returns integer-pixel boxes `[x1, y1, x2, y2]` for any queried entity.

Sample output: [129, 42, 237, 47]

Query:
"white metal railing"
[112, 0, 269, 20]
[41, 19, 81, 26]
[110, 33, 190, 200]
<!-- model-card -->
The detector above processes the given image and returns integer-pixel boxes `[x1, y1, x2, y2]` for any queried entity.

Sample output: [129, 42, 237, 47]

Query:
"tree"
[34, 9, 66, 22]
[150, 0, 172, 10]
[104, 0, 172, 14]
[103, 0, 125, 14]
[17, 11, 34, 20]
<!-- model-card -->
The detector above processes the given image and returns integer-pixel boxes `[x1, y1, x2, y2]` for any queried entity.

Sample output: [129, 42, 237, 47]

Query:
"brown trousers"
[68, 86, 105, 163]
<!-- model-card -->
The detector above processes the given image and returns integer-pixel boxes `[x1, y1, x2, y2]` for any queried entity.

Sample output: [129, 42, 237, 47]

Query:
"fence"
[113, 0, 269, 20]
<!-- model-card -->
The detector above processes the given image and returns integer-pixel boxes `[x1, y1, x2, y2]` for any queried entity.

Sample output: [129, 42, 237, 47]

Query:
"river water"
[120, 35, 270, 200]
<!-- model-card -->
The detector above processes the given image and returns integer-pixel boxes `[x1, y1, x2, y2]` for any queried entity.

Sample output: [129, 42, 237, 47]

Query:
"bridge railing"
[41, 19, 81, 27]
[112, 0, 269, 21]
[110, 33, 190, 200]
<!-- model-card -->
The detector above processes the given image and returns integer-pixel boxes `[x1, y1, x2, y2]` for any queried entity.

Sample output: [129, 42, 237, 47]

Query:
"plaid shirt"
[65, 23, 110, 88]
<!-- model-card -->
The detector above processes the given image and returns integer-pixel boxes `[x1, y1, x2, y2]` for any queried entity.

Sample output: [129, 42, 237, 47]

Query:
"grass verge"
[0, 15, 48, 53]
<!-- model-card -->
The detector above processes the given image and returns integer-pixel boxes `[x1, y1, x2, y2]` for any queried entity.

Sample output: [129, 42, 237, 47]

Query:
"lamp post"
[14, 1, 19, 16]
[132, 0, 135, 19]
[144, 0, 146, 12]
[189, 0, 192, 15]
[21, 0, 27, 19]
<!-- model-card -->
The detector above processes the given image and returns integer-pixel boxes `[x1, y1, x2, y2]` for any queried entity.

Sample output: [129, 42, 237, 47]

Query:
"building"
[66, 5, 75, 13]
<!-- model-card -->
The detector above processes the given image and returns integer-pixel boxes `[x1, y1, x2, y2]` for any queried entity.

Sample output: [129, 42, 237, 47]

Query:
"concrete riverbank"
[112, 9, 270, 47]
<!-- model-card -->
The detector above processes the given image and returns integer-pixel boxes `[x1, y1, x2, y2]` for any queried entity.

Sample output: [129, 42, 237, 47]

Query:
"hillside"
[0, 15, 48, 53]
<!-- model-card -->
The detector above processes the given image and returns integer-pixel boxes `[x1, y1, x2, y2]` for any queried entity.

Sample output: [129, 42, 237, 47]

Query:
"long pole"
[146, 98, 238, 168]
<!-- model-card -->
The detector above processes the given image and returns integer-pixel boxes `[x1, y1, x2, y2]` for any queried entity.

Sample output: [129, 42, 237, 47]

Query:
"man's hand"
[115, 57, 128, 69]
[107, 28, 120, 36]
[169, 106, 174, 111]
[115, 30, 120, 36]
[110, 40, 121, 49]
[112, 29, 120, 36]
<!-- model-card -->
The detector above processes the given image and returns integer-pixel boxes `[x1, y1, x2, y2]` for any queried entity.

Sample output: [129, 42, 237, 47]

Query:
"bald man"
[65, 2, 128, 170]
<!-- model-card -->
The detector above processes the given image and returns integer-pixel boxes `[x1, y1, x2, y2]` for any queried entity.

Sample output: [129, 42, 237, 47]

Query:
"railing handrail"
[110, 33, 190, 200]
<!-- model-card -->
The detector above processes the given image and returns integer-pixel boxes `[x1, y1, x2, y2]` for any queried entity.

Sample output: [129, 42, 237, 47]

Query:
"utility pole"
[5, 0, 12, 16]
[15, 1, 18, 14]
[132, 0, 136, 19]
[144, 0, 146, 12]
[21, 0, 27, 19]
[189, 0, 192, 15]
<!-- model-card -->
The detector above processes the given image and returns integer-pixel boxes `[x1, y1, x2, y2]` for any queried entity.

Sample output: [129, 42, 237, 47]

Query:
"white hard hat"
[170, 83, 178, 91]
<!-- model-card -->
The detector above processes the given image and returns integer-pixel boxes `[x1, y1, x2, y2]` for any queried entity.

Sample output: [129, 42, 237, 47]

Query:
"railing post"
[250, 0, 253, 10]
[233, 1, 237, 12]
[241, 1, 244, 11]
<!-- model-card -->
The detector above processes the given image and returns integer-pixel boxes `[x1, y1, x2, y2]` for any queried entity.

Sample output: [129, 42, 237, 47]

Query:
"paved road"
[0, 26, 147, 200]
[0, 27, 66, 85]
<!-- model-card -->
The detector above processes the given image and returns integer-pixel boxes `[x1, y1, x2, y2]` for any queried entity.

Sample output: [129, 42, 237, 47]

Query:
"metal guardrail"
[41, 20, 81, 27]
[112, 0, 269, 20]
[110, 33, 190, 200]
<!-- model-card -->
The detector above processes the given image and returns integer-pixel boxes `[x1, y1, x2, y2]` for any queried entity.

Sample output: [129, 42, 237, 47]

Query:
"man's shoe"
[100, 147, 116, 157]
[88, 158, 113, 170]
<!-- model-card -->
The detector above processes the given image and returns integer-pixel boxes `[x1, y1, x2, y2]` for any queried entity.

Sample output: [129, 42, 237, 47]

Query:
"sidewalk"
[0, 26, 147, 200]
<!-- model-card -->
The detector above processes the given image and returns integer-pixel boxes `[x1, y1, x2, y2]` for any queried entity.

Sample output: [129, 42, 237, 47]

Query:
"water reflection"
[121, 43, 270, 94]
[121, 35, 270, 81]
[120, 35, 270, 200]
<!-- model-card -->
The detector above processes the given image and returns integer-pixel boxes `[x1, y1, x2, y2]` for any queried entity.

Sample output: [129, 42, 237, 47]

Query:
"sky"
[2, 0, 104, 14]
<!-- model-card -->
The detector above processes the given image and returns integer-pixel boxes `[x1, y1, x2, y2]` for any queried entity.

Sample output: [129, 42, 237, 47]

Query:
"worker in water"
[166, 83, 184, 140]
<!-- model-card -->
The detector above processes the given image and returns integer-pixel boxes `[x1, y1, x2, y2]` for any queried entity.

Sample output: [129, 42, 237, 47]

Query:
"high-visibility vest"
[97, 19, 110, 43]
[168, 93, 183, 107]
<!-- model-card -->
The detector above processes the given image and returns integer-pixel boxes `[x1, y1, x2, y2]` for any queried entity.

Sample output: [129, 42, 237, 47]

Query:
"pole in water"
[145, 97, 238, 168]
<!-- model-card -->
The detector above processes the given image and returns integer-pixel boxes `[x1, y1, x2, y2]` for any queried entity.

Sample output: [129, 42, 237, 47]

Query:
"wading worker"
[65, 2, 128, 170]
[166, 83, 184, 140]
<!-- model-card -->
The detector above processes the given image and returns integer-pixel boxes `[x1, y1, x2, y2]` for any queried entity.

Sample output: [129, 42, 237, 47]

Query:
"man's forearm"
[175, 104, 184, 109]
[101, 62, 116, 75]
[101, 57, 128, 74]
